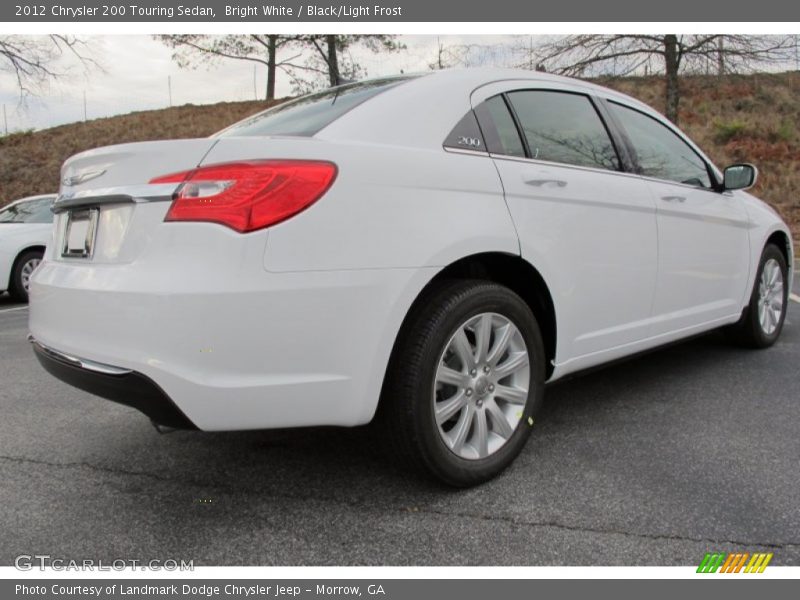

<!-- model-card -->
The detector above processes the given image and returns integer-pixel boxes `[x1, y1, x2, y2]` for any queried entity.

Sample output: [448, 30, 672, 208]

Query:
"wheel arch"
[379, 252, 558, 405]
[765, 230, 792, 270]
[8, 245, 46, 289]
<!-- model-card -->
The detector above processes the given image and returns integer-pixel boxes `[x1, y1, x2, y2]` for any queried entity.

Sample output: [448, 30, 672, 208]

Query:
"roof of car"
[317, 67, 659, 149]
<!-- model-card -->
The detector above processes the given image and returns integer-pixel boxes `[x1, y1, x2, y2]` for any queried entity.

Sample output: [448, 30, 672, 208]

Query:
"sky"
[0, 35, 520, 133]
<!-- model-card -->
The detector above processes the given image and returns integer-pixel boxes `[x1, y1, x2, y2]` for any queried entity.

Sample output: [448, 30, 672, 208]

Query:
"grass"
[1, 72, 798, 249]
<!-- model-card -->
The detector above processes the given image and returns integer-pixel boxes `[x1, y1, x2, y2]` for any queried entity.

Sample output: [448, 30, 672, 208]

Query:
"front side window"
[608, 102, 712, 188]
[0, 198, 54, 223]
[506, 91, 620, 171]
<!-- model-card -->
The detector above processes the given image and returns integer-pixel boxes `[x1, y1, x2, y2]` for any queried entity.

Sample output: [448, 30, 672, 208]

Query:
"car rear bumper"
[28, 258, 435, 431]
[31, 336, 197, 429]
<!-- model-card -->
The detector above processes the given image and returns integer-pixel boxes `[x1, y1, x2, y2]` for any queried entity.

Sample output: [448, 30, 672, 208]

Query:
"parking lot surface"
[1, 280, 799, 566]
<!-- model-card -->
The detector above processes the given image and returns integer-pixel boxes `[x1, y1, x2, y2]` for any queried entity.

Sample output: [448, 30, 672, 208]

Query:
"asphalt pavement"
[1, 281, 799, 566]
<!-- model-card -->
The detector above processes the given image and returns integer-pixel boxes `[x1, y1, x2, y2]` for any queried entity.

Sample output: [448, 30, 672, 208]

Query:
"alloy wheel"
[20, 257, 41, 293]
[757, 258, 784, 336]
[433, 312, 530, 460]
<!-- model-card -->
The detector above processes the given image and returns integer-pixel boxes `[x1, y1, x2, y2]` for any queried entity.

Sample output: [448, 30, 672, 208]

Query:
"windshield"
[216, 76, 418, 138]
[0, 197, 55, 224]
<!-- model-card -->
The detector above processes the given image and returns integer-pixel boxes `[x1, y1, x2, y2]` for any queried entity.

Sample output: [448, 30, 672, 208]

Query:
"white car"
[29, 69, 792, 485]
[1, 194, 57, 302]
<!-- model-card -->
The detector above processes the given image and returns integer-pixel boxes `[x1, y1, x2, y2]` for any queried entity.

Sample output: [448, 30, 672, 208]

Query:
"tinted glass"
[443, 110, 486, 151]
[608, 102, 712, 188]
[0, 197, 54, 223]
[217, 76, 416, 138]
[507, 91, 620, 171]
[476, 96, 525, 157]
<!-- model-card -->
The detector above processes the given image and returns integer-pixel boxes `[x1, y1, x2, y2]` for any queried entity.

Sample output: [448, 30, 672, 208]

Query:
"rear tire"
[728, 244, 788, 348]
[9, 249, 43, 303]
[377, 279, 546, 487]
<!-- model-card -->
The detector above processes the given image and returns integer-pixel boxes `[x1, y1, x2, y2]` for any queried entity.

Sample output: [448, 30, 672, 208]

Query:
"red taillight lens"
[150, 160, 337, 233]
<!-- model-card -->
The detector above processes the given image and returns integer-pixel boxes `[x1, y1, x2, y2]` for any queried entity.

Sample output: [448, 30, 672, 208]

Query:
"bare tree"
[429, 38, 469, 70]
[429, 38, 517, 71]
[156, 35, 304, 100]
[158, 34, 404, 98]
[0, 35, 96, 97]
[536, 35, 795, 124]
[289, 35, 405, 91]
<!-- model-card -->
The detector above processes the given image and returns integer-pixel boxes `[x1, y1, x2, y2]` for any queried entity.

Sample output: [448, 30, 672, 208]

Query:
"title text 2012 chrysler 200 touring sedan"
[29, 69, 793, 485]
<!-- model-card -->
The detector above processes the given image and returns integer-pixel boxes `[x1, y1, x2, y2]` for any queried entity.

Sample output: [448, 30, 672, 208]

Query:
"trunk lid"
[52, 139, 218, 264]
[59, 138, 217, 193]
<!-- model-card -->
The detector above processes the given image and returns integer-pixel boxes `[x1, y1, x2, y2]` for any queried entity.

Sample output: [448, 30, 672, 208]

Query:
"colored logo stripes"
[697, 552, 773, 573]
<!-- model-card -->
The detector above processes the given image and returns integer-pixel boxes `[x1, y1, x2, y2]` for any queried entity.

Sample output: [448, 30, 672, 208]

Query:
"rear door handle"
[661, 195, 686, 203]
[521, 169, 567, 188]
[524, 178, 567, 188]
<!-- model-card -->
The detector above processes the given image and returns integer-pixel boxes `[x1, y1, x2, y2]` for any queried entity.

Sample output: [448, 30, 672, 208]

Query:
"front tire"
[378, 280, 546, 487]
[9, 250, 43, 303]
[729, 244, 789, 348]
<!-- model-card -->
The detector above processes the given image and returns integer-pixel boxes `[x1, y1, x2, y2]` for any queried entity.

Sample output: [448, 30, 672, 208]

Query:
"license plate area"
[62, 208, 99, 259]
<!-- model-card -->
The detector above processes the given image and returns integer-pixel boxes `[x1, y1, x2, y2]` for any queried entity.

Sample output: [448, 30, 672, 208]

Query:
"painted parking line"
[791, 293, 800, 304]
[0, 305, 28, 314]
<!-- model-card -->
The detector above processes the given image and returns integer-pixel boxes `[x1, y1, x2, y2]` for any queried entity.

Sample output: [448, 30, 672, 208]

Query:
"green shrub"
[714, 120, 746, 144]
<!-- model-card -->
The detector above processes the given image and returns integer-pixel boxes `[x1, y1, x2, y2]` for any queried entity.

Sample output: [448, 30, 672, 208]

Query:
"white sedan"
[28, 69, 792, 485]
[1, 194, 57, 302]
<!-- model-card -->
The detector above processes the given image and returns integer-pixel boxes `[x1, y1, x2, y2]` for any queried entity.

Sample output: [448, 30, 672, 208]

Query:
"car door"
[473, 86, 659, 364]
[605, 100, 751, 334]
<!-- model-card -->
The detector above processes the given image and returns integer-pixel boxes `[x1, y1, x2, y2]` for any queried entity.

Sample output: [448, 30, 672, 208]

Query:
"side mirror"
[723, 163, 758, 191]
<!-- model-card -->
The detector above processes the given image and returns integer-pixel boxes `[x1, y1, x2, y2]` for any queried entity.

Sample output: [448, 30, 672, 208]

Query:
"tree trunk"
[663, 34, 680, 125]
[266, 35, 277, 100]
[326, 34, 340, 86]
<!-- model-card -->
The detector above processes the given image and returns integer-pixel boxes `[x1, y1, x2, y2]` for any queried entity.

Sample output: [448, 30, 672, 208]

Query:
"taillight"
[150, 160, 337, 233]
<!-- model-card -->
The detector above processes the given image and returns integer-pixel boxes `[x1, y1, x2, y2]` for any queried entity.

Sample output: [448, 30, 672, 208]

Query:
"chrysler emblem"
[62, 169, 106, 187]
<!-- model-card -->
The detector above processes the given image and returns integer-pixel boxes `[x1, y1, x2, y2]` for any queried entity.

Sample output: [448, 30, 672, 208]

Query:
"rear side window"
[607, 101, 712, 188]
[506, 91, 620, 171]
[474, 96, 525, 157]
[217, 76, 417, 138]
[0, 198, 54, 224]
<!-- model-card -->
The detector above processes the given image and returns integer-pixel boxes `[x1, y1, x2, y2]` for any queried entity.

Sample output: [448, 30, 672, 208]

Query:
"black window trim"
[602, 97, 723, 192]
[478, 88, 627, 174]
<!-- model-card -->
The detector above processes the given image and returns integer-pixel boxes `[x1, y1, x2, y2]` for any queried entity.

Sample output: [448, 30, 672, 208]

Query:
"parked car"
[28, 69, 792, 485]
[1, 194, 57, 302]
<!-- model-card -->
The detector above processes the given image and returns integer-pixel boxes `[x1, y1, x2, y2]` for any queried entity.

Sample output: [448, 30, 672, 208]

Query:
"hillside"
[1, 72, 798, 247]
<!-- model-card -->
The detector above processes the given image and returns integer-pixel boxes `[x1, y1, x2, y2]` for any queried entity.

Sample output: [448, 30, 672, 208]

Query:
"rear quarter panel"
[199, 137, 520, 271]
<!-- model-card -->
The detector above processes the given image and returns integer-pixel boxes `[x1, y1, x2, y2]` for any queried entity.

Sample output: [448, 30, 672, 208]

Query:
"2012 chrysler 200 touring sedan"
[29, 69, 793, 485]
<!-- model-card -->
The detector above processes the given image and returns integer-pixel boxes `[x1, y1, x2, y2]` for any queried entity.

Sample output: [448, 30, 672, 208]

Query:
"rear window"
[217, 76, 418, 138]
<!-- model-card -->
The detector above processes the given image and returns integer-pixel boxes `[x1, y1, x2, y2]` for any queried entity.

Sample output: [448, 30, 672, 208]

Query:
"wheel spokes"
[447, 403, 475, 454]
[434, 311, 532, 461]
[486, 324, 512, 367]
[485, 398, 514, 439]
[473, 409, 489, 458]
[452, 328, 476, 369]
[493, 351, 529, 380]
[436, 365, 471, 388]
[758, 258, 784, 336]
[474, 314, 493, 364]
[493, 383, 528, 405]
[435, 392, 468, 425]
